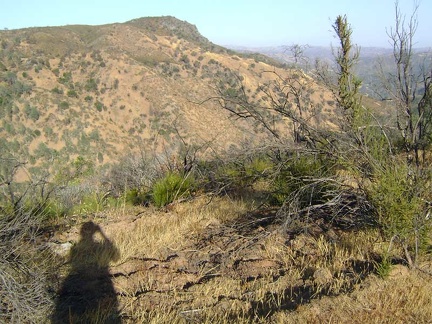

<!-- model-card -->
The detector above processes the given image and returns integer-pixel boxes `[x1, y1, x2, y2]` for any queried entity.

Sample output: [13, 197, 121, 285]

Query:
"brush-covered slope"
[0, 17, 334, 176]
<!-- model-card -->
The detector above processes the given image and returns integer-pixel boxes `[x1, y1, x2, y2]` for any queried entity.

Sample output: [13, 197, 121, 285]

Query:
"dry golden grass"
[274, 269, 432, 323]
[110, 196, 250, 261]
[51, 195, 432, 323]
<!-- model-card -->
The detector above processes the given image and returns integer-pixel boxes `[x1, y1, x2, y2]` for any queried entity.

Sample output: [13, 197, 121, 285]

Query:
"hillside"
[0, 16, 336, 180]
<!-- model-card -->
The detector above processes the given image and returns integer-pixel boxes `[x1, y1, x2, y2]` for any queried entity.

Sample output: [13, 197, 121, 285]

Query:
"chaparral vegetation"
[1, 2, 431, 323]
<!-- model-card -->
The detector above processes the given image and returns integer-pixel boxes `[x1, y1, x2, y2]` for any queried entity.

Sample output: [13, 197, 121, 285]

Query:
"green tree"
[332, 15, 362, 129]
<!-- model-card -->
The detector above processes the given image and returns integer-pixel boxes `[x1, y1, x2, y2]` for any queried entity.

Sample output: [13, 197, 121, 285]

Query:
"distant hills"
[0, 16, 336, 178]
[228, 45, 432, 99]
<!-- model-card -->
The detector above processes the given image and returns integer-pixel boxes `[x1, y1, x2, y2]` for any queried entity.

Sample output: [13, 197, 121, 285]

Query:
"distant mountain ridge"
[227, 44, 431, 60]
[228, 44, 432, 98]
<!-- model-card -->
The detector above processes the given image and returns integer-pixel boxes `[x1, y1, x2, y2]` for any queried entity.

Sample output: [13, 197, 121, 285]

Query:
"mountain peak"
[124, 16, 210, 46]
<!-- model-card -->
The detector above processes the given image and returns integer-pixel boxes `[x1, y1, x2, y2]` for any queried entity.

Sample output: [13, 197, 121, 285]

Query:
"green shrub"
[222, 156, 271, 187]
[180, 54, 190, 64]
[51, 87, 63, 94]
[271, 155, 334, 206]
[58, 71, 72, 85]
[366, 160, 432, 266]
[245, 156, 273, 177]
[24, 104, 40, 121]
[368, 163, 425, 240]
[85, 78, 98, 92]
[125, 188, 150, 206]
[94, 101, 104, 112]
[196, 153, 273, 197]
[59, 101, 69, 110]
[67, 89, 78, 98]
[70, 195, 98, 215]
[38, 199, 69, 221]
[69, 191, 108, 215]
[374, 255, 392, 279]
[72, 156, 94, 178]
[152, 172, 194, 207]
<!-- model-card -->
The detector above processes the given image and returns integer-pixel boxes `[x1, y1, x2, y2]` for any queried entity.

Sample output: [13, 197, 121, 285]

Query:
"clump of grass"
[152, 172, 194, 207]
[374, 255, 392, 279]
[70, 191, 109, 215]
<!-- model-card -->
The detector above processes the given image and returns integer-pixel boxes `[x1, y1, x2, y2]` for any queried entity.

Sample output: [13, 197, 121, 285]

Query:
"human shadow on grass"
[51, 221, 120, 323]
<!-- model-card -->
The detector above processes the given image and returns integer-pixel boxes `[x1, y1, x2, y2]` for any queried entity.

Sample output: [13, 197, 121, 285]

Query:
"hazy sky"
[1, 0, 431, 48]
